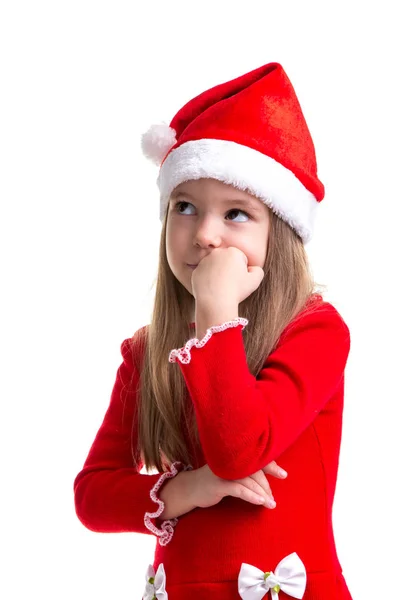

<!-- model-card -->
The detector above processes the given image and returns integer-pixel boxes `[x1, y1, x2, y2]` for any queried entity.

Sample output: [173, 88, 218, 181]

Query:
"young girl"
[74, 62, 353, 600]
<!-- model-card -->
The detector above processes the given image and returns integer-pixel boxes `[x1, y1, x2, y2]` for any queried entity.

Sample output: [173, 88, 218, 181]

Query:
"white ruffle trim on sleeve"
[144, 461, 193, 546]
[168, 317, 249, 365]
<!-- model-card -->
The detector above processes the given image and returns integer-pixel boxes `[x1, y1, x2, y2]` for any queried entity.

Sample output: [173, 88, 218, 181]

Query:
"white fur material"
[141, 122, 177, 166]
[156, 139, 319, 244]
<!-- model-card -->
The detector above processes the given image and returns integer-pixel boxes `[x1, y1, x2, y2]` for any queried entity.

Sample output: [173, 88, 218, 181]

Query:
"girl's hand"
[191, 461, 287, 510]
[191, 247, 264, 306]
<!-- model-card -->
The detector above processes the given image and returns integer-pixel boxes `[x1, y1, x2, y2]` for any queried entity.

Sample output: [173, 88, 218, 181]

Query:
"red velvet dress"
[74, 297, 353, 600]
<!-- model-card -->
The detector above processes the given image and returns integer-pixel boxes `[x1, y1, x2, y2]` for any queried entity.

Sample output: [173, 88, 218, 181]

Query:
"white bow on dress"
[143, 563, 168, 600]
[238, 552, 307, 600]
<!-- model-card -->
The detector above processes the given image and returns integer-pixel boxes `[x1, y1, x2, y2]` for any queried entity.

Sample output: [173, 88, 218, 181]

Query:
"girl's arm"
[73, 329, 191, 546]
[169, 301, 351, 480]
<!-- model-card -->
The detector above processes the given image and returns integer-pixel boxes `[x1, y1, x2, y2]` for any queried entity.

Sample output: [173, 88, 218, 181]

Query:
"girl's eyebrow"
[170, 191, 263, 212]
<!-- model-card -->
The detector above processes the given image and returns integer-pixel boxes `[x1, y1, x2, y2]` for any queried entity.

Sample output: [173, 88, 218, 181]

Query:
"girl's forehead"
[171, 178, 259, 202]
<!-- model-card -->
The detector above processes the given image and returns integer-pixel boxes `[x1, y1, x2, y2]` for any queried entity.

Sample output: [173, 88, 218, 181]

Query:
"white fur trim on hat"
[156, 139, 318, 244]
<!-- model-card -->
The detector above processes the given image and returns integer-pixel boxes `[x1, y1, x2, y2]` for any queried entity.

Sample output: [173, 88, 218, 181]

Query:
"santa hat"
[141, 62, 324, 244]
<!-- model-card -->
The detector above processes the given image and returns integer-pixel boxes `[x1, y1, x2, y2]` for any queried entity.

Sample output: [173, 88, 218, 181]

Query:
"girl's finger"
[229, 478, 276, 508]
[249, 471, 273, 499]
[233, 476, 266, 499]
[262, 462, 287, 478]
[224, 480, 260, 505]
[236, 483, 276, 508]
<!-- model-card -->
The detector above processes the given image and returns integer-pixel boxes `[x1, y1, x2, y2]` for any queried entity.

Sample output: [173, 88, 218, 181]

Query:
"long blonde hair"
[131, 201, 326, 473]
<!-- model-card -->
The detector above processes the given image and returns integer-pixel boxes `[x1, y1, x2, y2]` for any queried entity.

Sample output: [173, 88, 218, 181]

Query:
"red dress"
[74, 297, 353, 599]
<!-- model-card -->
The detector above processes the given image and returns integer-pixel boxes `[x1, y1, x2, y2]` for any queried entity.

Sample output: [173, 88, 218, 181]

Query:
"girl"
[74, 62, 353, 600]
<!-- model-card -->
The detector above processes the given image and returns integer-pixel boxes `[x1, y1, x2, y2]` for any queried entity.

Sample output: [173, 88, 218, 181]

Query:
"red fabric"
[73, 331, 166, 535]
[74, 298, 353, 599]
[165, 62, 325, 202]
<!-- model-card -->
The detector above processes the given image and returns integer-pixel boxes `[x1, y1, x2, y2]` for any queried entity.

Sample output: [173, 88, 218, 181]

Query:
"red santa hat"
[141, 62, 324, 244]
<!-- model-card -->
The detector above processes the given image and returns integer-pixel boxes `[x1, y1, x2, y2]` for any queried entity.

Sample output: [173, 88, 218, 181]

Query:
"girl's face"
[166, 178, 271, 300]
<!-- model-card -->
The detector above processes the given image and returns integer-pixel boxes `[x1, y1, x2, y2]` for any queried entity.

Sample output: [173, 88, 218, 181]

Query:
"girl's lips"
[187, 264, 198, 269]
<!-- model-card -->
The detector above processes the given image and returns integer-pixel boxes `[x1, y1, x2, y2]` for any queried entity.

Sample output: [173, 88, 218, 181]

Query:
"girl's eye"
[174, 201, 250, 222]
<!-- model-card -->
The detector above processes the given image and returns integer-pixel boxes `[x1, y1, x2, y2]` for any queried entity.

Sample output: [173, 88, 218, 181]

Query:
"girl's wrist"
[180, 468, 199, 510]
[195, 303, 239, 340]
[158, 469, 198, 520]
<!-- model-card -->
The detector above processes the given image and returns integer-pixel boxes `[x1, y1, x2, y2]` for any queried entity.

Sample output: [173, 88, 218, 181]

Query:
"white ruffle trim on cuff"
[168, 317, 249, 365]
[144, 461, 193, 546]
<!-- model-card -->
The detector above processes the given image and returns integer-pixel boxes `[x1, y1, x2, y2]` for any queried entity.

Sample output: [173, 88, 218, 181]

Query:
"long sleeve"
[169, 302, 351, 480]
[73, 329, 189, 544]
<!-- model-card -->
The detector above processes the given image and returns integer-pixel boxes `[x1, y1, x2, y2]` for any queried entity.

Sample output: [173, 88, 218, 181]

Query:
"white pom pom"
[141, 122, 177, 166]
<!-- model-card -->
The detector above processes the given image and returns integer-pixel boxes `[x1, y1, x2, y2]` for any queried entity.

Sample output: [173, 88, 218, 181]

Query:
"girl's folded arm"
[169, 303, 351, 480]
[73, 334, 189, 545]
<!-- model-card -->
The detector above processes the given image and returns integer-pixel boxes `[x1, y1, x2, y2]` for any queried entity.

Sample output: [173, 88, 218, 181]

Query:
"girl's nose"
[193, 219, 222, 249]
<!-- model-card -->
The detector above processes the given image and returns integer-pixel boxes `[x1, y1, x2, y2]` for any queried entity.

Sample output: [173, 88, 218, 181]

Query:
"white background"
[1, 1, 399, 599]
